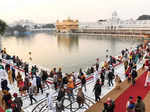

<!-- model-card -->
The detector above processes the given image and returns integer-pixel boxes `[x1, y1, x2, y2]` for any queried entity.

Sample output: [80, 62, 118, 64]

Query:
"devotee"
[13, 93, 23, 112]
[76, 88, 85, 108]
[57, 87, 65, 109]
[28, 83, 37, 105]
[115, 75, 121, 89]
[144, 69, 150, 87]
[36, 75, 43, 94]
[131, 68, 137, 86]
[78, 72, 87, 91]
[103, 98, 115, 112]
[108, 69, 114, 86]
[135, 96, 145, 112]
[47, 93, 55, 112]
[93, 79, 102, 102]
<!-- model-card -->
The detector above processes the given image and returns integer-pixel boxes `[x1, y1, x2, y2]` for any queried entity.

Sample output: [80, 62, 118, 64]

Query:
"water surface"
[0, 33, 143, 72]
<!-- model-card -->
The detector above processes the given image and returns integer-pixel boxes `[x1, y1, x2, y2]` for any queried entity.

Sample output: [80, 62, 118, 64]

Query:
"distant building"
[9, 20, 56, 33]
[56, 18, 79, 33]
[10, 19, 35, 30]
[81, 11, 150, 30]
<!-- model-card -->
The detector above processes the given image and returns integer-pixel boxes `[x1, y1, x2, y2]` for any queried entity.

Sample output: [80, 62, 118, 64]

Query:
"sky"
[0, 0, 150, 24]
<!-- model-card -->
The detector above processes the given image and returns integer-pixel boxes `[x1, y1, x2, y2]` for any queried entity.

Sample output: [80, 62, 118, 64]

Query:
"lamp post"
[29, 51, 32, 61]
[28, 51, 32, 70]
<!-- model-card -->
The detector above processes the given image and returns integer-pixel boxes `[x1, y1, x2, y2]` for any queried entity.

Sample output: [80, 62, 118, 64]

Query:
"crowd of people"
[0, 42, 149, 112]
[126, 96, 145, 112]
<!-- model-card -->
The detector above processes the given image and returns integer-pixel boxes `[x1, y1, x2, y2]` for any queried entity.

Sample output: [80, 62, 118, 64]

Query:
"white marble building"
[80, 11, 150, 30]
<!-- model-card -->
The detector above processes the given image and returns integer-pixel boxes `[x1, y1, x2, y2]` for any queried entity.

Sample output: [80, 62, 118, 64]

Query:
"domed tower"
[111, 11, 120, 30]
[56, 20, 59, 24]
[112, 11, 118, 20]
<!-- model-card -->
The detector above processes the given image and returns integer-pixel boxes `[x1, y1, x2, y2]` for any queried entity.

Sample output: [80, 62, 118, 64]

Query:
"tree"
[42, 24, 55, 28]
[137, 15, 150, 20]
[13, 25, 27, 32]
[0, 19, 7, 35]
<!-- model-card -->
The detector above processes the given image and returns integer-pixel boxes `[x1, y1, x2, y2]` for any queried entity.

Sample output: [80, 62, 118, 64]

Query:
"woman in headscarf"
[115, 75, 121, 89]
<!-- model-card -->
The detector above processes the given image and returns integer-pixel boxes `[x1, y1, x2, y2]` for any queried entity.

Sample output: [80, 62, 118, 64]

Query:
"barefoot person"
[76, 88, 85, 108]
[135, 96, 145, 112]
[144, 69, 150, 87]
[115, 75, 121, 89]
[93, 79, 102, 102]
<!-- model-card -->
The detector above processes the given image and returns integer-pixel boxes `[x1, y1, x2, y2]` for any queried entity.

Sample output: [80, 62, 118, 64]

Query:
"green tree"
[137, 15, 150, 20]
[0, 19, 7, 35]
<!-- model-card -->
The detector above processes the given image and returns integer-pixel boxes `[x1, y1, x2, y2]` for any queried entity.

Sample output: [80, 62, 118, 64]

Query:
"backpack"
[128, 103, 135, 109]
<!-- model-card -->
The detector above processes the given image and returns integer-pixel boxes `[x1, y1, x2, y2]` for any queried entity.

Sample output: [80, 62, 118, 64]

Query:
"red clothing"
[130, 52, 133, 56]
[145, 60, 149, 66]
[18, 81, 24, 88]
[128, 73, 131, 78]
[125, 67, 131, 76]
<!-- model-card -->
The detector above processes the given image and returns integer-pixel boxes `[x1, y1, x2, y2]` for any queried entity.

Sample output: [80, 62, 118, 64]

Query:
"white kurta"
[47, 94, 55, 112]
[0, 69, 8, 89]
[0, 69, 8, 79]
[93, 71, 99, 83]
[32, 77, 37, 87]
[144, 72, 150, 87]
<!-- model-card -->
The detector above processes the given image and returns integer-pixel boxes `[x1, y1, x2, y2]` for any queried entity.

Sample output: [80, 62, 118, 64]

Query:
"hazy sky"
[0, 0, 150, 24]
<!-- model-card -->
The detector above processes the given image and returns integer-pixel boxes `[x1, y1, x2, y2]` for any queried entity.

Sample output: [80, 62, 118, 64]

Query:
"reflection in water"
[57, 34, 79, 53]
[0, 33, 144, 72]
